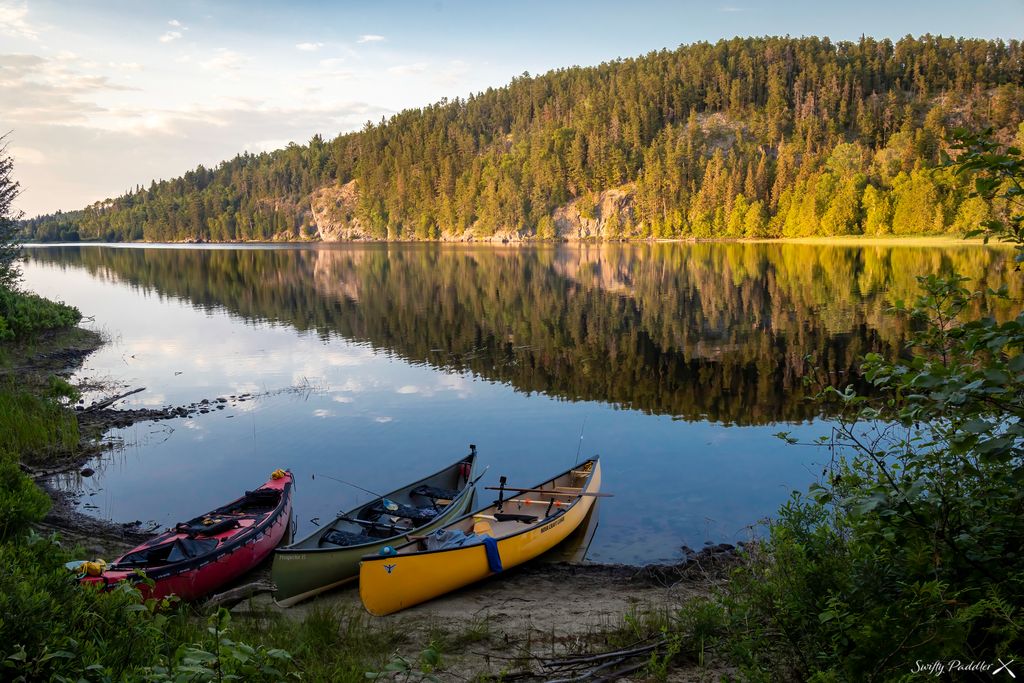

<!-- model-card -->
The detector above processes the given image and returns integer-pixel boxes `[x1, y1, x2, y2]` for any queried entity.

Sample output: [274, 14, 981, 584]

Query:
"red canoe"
[80, 470, 294, 601]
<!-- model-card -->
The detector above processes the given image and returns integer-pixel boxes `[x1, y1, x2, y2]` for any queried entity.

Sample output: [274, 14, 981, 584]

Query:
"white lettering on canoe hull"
[540, 517, 566, 533]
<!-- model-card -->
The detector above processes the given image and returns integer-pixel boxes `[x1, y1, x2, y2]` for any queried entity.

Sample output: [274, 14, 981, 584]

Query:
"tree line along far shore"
[22, 34, 1024, 243]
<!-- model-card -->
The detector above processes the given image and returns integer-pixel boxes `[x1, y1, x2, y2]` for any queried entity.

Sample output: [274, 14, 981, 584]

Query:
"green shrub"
[0, 534, 179, 681]
[145, 609, 298, 682]
[45, 375, 80, 404]
[0, 383, 80, 462]
[0, 287, 80, 341]
[0, 534, 297, 682]
[724, 276, 1024, 680]
[0, 459, 50, 540]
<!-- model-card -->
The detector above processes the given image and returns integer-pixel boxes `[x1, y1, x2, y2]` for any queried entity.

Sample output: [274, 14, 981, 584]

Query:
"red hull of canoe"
[81, 472, 293, 602]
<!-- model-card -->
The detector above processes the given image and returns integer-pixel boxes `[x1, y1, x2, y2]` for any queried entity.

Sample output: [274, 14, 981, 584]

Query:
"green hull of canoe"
[272, 453, 477, 607]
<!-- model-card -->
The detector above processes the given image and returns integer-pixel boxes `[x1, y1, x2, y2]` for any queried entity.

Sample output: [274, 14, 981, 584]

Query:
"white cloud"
[374, 416, 393, 423]
[0, 1, 39, 41]
[433, 59, 470, 87]
[159, 31, 182, 43]
[387, 62, 428, 76]
[168, 19, 184, 28]
[313, 408, 335, 418]
[311, 57, 356, 81]
[356, 34, 384, 44]
[0, 53, 134, 127]
[296, 42, 324, 52]
[200, 48, 247, 73]
[396, 385, 420, 394]
[108, 61, 142, 73]
[332, 395, 354, 404]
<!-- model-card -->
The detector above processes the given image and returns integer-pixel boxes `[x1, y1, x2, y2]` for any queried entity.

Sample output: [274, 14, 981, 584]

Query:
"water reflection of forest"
[31, 242, 1017, 425]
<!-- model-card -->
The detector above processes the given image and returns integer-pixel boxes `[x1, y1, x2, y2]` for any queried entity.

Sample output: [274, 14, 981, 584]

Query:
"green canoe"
[272, 447, 479, 607]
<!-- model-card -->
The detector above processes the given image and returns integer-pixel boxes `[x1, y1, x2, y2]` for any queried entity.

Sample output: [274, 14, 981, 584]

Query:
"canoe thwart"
[484, 486, 612, 497]
[493, 512, 538, 524]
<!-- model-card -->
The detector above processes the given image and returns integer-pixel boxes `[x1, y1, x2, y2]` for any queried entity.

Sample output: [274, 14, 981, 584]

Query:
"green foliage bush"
[718, 131, 1024, 680]
[0, 459, 50, 540]
[0, 534, 179, 681]
[0, 534, 296, 682]
[0, 383, 80, 462]
[0, 287, 81, 341]
[145, 609, 298, 682]
[0, 380, 77, 539]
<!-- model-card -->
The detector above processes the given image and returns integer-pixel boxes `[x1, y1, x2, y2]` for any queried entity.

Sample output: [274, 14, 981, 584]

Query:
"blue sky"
[2, 0, 1021, 215]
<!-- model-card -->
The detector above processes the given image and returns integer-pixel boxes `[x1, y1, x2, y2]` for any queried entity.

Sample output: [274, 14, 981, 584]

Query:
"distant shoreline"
[22, 235, 1009, 249]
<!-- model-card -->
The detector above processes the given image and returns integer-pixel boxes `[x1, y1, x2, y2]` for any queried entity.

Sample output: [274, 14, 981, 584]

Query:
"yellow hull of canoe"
[359, 459, 601, 616]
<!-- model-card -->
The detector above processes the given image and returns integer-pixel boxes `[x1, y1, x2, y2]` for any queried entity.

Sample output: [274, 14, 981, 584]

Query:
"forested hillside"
[23, 35, 1024, 243]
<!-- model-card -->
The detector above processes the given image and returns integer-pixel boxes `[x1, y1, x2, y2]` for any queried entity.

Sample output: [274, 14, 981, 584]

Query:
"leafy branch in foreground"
[950, 126, 1024, 263]
[721, 129, 1024, 681]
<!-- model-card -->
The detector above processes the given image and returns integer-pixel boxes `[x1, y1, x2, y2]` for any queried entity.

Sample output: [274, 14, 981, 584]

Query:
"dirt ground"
[234, 553, 736, 681]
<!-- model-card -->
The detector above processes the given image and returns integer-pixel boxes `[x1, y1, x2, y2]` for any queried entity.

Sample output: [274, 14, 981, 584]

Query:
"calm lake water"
[21, 242, 1018, 564]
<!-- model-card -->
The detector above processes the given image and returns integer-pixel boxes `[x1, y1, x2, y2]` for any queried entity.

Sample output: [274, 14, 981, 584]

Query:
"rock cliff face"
[311, 181, 373, 241]
[552, 187, 636, 239]
[311, 181, 637, 242]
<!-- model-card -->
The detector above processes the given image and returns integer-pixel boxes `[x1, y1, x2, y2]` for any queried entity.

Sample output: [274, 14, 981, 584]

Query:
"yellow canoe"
[359, 457, 601, 616]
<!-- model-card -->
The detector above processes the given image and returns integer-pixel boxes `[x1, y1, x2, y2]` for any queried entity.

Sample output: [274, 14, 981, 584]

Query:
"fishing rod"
[574, 415, 588, 466]
[312, 473, 383, 499]
[315, 463, 489, 508]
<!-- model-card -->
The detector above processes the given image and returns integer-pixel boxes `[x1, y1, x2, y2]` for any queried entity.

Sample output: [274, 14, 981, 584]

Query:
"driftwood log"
[205, 581, 276, 610]
[82, 387, 145, 413]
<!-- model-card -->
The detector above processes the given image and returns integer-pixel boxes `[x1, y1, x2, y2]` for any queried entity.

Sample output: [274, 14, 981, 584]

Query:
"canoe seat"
[319, 529, 371, 547]
[494, 512, 538, 524]
[366, 501, 439, 525]
[118, 537, 218, 567]
[411, 485, 460, 502]
[176, 518, 240, 537]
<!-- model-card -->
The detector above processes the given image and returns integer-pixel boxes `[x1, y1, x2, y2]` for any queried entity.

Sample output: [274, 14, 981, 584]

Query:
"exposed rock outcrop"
[311, 181, 374, 241]
[553, 186, 636, 239]
[311, 180, 640, 242]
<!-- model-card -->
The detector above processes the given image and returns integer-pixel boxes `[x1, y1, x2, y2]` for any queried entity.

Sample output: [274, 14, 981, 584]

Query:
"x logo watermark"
[994, 659, 1016, 678]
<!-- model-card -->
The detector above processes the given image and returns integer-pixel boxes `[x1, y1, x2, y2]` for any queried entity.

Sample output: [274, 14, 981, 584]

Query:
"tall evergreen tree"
[0, 136, 23, 289]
